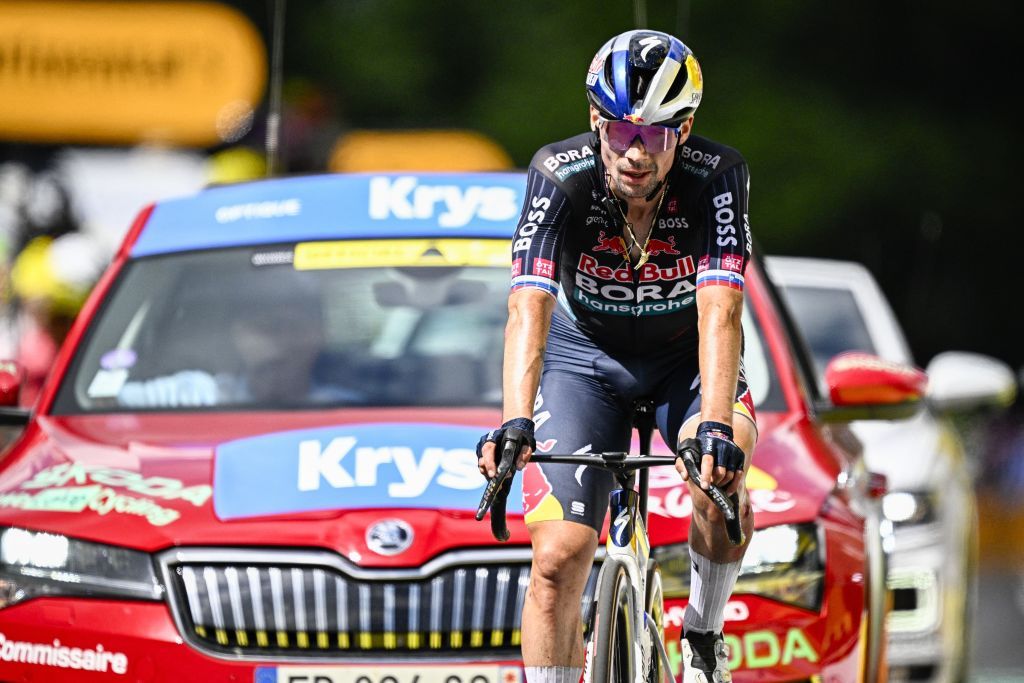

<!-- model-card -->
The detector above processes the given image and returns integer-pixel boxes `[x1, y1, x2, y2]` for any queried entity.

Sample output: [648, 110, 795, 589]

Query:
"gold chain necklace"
[610, 183, 667, 270]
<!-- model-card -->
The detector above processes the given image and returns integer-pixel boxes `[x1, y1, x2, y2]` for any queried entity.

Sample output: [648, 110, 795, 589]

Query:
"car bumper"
[886, 523, 963, 683]
[0, 596, 861, 683]
[0, 599, 523, 683]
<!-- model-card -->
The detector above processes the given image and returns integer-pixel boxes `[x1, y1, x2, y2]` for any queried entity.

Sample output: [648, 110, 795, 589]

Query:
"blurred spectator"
[207, 145, 267, 185]
[281, 79, 346, 173]
[7, 233, 103, 406]
[981, 370, 1024, 505]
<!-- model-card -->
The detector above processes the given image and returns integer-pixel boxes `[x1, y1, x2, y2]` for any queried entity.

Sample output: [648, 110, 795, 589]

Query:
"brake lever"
[475, 428, 526, 542]
[678, 438, 745, 547]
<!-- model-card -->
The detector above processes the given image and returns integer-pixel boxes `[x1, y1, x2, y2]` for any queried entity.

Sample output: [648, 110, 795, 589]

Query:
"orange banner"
[0, 1, 266, 146]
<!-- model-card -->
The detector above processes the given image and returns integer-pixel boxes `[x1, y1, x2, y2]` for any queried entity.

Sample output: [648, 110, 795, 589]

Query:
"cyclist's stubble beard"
[602, 146, 673, 201]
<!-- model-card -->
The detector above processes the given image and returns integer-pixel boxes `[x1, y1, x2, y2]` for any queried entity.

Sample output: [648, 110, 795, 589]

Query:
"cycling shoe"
[681, 630, 732, 683]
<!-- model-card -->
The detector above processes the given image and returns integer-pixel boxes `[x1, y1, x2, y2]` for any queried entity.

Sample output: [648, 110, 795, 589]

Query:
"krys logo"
[368, 176, 520, 228]
[214, 424, 524, 520]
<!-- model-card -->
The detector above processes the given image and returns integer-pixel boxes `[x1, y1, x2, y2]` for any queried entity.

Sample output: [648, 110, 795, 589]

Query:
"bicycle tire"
[644, 562, 668, 683]
[590, 562, 636, 683]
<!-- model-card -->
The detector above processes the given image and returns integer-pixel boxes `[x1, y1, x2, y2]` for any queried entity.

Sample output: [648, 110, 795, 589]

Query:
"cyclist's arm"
[479, 165, 569, 476]
[697, 286, 743, 426]
[695, 161, 752, 430]
[503, 164, 570, 421]
[502, 288, 556, 422]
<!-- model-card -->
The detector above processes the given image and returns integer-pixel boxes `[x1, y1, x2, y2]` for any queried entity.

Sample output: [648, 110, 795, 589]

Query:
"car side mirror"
[925, 351, 1017, 414]
[0, 361, 24, 408]
[0, 360, 30, 428]
[818, 352, 927, 422]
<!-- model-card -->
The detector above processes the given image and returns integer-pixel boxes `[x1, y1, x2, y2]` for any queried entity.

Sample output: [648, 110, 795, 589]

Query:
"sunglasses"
[600, 119, 680, 154]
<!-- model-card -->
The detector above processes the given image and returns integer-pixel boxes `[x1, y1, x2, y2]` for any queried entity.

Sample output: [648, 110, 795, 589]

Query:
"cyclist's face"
[590, 106, 692, 200]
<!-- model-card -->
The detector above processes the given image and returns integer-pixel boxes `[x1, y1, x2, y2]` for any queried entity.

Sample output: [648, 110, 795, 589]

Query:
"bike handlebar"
[475, 435, 745, 546]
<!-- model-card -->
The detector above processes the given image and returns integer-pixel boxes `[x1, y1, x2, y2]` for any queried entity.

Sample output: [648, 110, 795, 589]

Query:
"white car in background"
[766, 256, 1017, 683]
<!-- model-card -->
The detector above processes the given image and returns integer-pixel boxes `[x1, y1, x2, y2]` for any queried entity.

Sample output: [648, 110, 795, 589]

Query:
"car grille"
[159, 548, 599, 659]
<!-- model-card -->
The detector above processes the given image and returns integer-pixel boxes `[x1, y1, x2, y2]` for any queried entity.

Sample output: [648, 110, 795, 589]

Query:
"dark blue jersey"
[510, 131, 751, 354]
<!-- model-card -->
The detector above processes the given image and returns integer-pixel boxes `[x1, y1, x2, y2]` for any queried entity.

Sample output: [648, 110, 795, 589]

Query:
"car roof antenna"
[265, 0, 287, 177]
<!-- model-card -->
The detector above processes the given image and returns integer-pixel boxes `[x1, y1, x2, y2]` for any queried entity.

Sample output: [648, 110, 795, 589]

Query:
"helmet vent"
[629, 66, 657, 105]
[663, 69, 687, 104]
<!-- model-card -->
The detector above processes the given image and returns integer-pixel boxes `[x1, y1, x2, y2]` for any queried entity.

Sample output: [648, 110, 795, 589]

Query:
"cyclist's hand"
[476, 418, 536, 479]
[695, 421, 745, 491]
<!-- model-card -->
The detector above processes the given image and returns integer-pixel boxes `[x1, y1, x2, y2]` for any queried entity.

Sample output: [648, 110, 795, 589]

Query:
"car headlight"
[881, 491, 937, 526]
[0, 527, 162, 609]
[653, 523, 824, 611]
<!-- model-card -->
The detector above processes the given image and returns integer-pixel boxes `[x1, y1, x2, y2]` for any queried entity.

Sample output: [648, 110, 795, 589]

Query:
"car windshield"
[777, 284, 877, 382]
[53, 240, 783, 413]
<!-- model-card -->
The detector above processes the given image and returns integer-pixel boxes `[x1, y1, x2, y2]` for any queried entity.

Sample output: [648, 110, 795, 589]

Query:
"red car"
[0, 172, 919, 682]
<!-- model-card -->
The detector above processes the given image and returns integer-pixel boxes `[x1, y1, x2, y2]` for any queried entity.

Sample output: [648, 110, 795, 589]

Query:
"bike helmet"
[586, 30, 703, 128]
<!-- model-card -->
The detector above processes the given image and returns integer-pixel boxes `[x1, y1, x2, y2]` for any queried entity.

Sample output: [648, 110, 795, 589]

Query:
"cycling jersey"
[510, 131, 751, 355]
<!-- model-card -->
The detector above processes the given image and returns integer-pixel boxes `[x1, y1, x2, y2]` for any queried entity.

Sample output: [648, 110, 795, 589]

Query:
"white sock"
[683, 546, 741, 634]
[524, 666, 583, 683]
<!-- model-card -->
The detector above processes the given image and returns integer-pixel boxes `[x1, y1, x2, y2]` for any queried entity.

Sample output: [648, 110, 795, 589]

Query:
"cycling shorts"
[523, 312, 756, 532]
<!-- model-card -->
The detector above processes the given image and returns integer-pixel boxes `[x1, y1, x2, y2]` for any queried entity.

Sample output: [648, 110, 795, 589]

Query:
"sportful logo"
[368, 176, 519, 228]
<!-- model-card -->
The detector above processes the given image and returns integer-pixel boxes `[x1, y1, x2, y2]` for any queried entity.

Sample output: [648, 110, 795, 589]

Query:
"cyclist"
[477, 29, 756, 683]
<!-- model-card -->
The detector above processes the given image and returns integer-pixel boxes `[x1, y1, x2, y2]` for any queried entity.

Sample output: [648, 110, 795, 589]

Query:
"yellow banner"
[294, 239, 511, 271]
[0, 1, 265, 146]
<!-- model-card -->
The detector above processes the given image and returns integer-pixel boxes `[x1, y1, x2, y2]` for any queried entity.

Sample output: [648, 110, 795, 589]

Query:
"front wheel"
[590, 562, 636, 683]
[644, 562, 669, 683]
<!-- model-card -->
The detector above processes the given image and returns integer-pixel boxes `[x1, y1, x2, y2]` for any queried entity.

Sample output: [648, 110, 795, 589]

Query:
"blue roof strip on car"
[130, 172, 528, 257]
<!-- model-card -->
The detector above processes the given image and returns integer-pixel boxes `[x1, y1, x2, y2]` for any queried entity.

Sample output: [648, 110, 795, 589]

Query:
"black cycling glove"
[476, 417, 537, 461]
[695, 420, 745, 472]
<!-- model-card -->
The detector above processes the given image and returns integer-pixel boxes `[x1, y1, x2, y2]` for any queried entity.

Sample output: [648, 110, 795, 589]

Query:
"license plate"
[255, 665, 522, 683]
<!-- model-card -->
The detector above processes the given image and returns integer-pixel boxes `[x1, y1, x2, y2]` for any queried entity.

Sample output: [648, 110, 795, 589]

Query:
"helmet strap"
[644, 179, 665, 202]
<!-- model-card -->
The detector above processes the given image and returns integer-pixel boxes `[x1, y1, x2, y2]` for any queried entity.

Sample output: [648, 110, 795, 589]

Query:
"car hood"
[0, 410, 838, 563]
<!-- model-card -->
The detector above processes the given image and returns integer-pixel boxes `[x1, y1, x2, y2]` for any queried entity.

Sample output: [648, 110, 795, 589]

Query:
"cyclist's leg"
[656, 360, 757, 680]
[522, 316, 632, 676]
[523, 369, 628, 671]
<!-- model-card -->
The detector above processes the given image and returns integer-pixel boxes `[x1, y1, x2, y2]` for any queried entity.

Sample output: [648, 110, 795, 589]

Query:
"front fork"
[586, 488, 672, 682]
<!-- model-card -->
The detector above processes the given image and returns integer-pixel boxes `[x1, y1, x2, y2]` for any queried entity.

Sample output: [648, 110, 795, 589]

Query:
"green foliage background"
[232, 0, 1018, 368]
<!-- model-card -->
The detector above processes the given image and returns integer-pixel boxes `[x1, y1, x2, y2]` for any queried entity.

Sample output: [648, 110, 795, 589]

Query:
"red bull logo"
[624, 114, 645, 124]
[645, 235, 679, 256]
[578, 253, 695, 283]
[535, 438, 557, 453]
[523, 463, 555, 517]
[592, 231, 627, 255]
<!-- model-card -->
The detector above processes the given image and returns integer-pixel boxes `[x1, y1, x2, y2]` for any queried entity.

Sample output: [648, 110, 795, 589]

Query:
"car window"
[776, 284, 876, 383]
[52, 240, 784, 413]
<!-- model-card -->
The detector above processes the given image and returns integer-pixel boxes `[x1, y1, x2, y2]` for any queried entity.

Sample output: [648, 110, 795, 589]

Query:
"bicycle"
[476, 400, 744, 683]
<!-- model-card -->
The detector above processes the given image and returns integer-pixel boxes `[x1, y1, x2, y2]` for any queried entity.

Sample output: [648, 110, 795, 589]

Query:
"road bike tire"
[590, 562, 636, 683]
[643, 562, 669, 683]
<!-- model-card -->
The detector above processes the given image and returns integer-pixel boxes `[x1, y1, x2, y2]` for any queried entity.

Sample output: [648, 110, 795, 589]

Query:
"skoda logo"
[366, 519, 414, 556]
